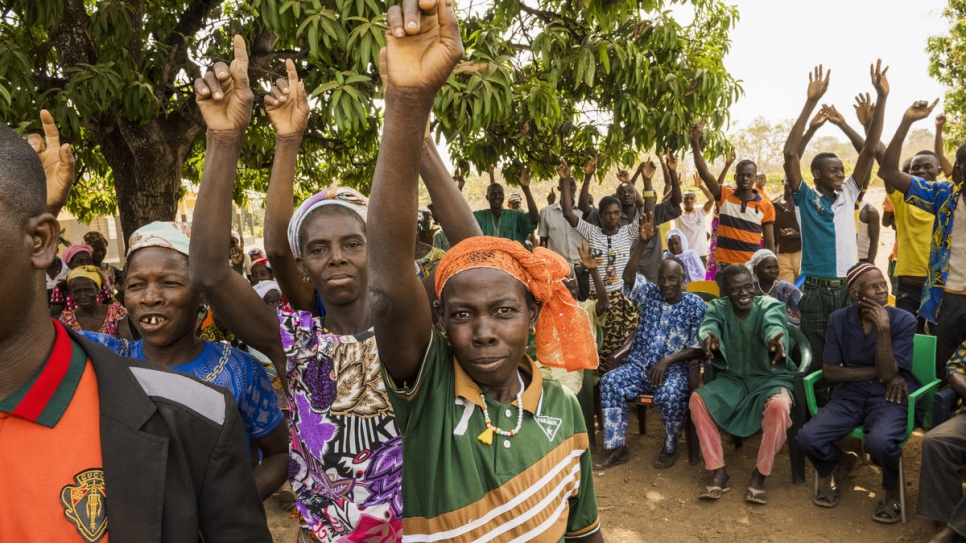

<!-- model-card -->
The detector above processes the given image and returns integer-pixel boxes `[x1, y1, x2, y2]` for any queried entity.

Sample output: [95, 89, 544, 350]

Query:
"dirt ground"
[264, 404, 940, 542]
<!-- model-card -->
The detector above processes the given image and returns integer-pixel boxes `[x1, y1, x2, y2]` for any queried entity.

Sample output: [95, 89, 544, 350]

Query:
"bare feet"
[652, 448, 678, 469]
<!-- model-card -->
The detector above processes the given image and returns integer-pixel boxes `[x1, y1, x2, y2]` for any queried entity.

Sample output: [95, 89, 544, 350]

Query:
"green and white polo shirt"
[384, 329, 600, 542]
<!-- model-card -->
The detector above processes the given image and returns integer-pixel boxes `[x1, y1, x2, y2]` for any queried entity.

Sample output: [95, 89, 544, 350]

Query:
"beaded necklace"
[477, 371, 525, 446]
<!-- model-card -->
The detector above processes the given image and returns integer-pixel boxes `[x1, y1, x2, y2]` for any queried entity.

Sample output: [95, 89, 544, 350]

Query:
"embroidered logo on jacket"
[535, 415, 562, 441]
[61, 469, 108, 542]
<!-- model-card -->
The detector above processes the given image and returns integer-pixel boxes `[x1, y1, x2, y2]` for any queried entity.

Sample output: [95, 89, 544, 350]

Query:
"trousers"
[918, 415, 966, 535]
[600, 361, 688, 452]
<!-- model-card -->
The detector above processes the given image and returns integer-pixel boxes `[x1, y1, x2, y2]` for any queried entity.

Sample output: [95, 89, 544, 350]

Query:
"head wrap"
[252, 280, 281, 300]
[664, 228, 689, 255]
[83, 231, 109, 247]
[287, 187, 369, 259]
[67, 265, 103, 290]
[846, 262, 878, 289]
[435, 236, 599, 372]
[62, 244, 94, 265]
[507, 191, 522, 203]
[746, 249, 778, 278]
[249, 255, 271, 273]
[127, 221, 191, 257]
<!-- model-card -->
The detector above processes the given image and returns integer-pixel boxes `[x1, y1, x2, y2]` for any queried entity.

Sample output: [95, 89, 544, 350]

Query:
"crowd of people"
[4, 2, 966, 542]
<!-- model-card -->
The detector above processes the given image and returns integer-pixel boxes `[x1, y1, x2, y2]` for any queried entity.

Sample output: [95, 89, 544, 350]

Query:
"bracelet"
[643, 190, 656, 198]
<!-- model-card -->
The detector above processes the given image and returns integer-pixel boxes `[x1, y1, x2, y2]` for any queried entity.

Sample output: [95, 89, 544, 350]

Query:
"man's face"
[439, 268, 537, 390]
[683, 192, 696, 212]
[90, 242, 107, 266]
[667, 235, 682, 255]
[755, 173, 767, 190]
[616, 183, 636, 206]
[507, 198, 521, 210]
[68, 251, 92, 268]
[600, 203, 622, 230]
[735, 164, 757, 192]
[851, 269, 890, 306]
[725, 271, 756, 313]
[657, 261, 684, 303]
[68, 277, 99, 310]
[910, 155, 940, 182]
[297, 213, 368, 307]
[486, 185, 504, 209]
[124, 247, 204, 350]
[812, 157, 846, 192]
[558, 179, 577, 202]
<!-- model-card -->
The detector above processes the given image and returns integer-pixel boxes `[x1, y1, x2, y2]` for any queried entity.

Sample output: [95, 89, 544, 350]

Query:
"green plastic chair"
[802, 334, 941, 523]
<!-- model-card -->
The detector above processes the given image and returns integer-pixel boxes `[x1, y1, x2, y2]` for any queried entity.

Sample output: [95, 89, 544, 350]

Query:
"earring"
[302, 275, 312, 284]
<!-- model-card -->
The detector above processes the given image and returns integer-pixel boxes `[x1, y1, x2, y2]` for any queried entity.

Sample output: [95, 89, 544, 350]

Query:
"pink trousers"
[689, 388, 792, 476]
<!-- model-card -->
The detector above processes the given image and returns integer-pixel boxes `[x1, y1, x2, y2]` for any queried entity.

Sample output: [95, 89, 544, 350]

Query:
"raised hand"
[853, 93, 874, 129]
[380, 0, 463, 95]
[641, 158, 658, 179]
[664, 149, 678, 171]
[265, 59, 310, 138]
[767, 331, 785, 365]
[518, 167, 532, 188]
[556, 158, 572, 180]
[639, 212, 656, 242]
[689, 120, 705, 143]
[194, 35, 254, 133]
[903, 99, 940, 123]
[28, 109, 75, 215]
[870, 59, 889, 97]
[616, 169, 630, 184]
[806, 65, 830, 101]
[823, 104, 845, 126]
[725, 146, 736, 165]
[809, 108, 829, 129]
[691, 172, 703, 188]
[584, 154, 598, 176]
[936, 112, 947, 130]
[577, 241, 598, 270]
[703, 331, 720, 360]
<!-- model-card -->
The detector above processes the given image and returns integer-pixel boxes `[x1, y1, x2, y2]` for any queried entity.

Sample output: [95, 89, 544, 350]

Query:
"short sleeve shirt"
[792, 177, 861, 278]
[714, 187, 775, 266]
[575, 218, 639, 292]
[678, 207, 709, 257]
[474, 208, 537, 247]
[586, 201, 681, 282]
[823, 306, 919, 398]
[622, 278, 705, 369]
[888, 190, 933, 277]
[538, 203, 583, 265]
[384, 329, 600, 541]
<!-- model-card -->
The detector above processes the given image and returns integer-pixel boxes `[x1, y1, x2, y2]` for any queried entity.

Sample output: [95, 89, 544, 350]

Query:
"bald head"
[0, 123, 46, 223]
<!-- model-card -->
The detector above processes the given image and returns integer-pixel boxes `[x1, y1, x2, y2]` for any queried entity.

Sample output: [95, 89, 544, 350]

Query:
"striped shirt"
[385, 330, 600, 542]
[575, 217, 639, 292]
[713, 187, 775, 266]
[792, 177, 861, 278]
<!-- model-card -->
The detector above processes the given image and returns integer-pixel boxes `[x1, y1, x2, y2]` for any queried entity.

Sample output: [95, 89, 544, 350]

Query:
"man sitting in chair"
[917, 337, 966, 543]
[595, 215, 706, 470]
[796, 262, 918, 524]
[690, 264, 792, 506]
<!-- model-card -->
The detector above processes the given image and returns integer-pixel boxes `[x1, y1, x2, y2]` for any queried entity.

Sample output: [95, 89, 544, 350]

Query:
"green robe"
[473, 208, 536, 246]
[697, 296, 794, 437]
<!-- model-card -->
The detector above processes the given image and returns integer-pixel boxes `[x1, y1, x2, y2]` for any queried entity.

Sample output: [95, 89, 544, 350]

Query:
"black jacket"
[71, 330, 273, 543]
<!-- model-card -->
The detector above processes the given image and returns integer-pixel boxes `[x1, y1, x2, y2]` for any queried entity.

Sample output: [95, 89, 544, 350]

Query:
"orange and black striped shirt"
[714, 186, 775, 266]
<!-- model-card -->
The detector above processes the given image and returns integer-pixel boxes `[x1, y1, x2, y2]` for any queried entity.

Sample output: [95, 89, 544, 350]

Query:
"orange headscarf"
[435, 236, 599, 372]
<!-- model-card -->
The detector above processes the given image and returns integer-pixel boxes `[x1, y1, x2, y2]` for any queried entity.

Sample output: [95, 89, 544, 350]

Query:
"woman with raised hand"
[188, 32, 477, 541]
[367, 1, 604, 540]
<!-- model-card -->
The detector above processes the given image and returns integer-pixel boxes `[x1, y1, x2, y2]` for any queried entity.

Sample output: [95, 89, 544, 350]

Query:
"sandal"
[699, 485, 731, 500]
[872, 499, 902, 524]
[813, 483, 839, 508]
[745, 487, 768, 505]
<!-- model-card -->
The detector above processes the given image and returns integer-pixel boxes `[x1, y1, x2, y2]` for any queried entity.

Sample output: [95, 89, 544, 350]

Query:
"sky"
[718, 0, 950, 135]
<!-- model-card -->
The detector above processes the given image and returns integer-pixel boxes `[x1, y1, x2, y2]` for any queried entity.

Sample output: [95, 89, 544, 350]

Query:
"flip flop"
[699, 485, 731, 500]
[745, 487, 768, 505]
[872, 499, 902, 524]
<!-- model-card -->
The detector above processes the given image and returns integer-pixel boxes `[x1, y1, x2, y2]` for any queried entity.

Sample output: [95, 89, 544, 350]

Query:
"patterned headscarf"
[67, 265, 103, 289]
[83, 231, 109, 247]
[287, 187, 369, 259]
[127, 221, 191, 257]
[62, 244, 94, 265]
[435, 236, 599, 372]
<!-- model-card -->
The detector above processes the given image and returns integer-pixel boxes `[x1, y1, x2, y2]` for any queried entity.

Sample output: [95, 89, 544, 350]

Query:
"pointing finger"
[39, 109, 60, 150]
[285, 59, 299, 94]
[231, 35, 250, 86]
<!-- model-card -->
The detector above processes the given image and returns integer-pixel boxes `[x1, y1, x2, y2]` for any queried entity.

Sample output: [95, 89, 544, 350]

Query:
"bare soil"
[264, 406, 939, 542]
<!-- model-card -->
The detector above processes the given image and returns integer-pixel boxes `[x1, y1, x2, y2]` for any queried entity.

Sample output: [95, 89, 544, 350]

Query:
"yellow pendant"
[477, 426, 494, 445]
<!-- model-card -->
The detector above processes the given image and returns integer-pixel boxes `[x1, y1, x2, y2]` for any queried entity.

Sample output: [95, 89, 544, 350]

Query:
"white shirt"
[677, 207, 709, 257]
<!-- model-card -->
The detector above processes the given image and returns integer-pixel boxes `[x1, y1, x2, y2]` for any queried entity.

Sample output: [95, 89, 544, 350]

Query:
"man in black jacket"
[0, 112, 272, 542]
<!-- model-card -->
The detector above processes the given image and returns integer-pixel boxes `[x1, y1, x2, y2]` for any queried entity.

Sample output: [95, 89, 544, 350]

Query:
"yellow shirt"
[888, 190, 934, 277]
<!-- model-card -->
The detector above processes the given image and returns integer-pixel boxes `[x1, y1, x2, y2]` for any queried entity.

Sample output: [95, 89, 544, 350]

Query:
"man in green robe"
[473, 173, 539, 247]
[690, 264, 794, 506]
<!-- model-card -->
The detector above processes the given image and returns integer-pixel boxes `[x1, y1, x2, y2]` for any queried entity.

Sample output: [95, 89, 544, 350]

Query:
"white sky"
[720, 0, 950, 134]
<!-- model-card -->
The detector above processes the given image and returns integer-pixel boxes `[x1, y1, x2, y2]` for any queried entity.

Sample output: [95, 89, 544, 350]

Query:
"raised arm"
[28, 110, 75, 217]
[188, 36, 284, 358]
[577, 242, 608, 317]
[878, 99, 939, 195]
[935, 113, 955, 178]
[264, 61, 315, 311]
[861, 205, 880, 263]
[693, 173, 715, 213]
[516, 168, 540, 225]
[368, 0, 464, 385]
[420, 129, 479, 246]
[796, 109, 828, 157]
[577, 156, 597, 213]
[784, 65, 830, 192]
[852, 61, 889, 191]
[637, 159, 657, 211]
[689, 121, 722, 201]
[623, 212, 655, 286]
[560, 171, 580, 227]
[663, 150, 682, 206]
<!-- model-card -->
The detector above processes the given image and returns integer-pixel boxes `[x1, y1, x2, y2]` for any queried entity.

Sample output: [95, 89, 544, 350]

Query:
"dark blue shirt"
[823, 305, 919, 398]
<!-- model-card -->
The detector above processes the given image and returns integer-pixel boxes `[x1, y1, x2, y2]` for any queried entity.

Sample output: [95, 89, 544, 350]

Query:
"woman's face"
[439, 268, 538, 389]
[69, 277, 99, 310]
[250, 264, 273, 283]
[90, 243, 107, 266]
[755, 256, 780, 284]
[124, 247, 203, 349]
[667, 235, 682, 255]
[298, 212, 367, 307]
[68, 251, 92, 268]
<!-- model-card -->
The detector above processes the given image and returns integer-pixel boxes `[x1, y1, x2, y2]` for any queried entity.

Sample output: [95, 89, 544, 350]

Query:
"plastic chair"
[888, 294, 896, 306]
[802, 334, 941, 523]
[686, 280, 719, 298]
[702, 324, 813, 483]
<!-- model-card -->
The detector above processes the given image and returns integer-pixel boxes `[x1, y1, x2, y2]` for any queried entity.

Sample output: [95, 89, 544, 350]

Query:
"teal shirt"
[473, 208, 537, 247]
